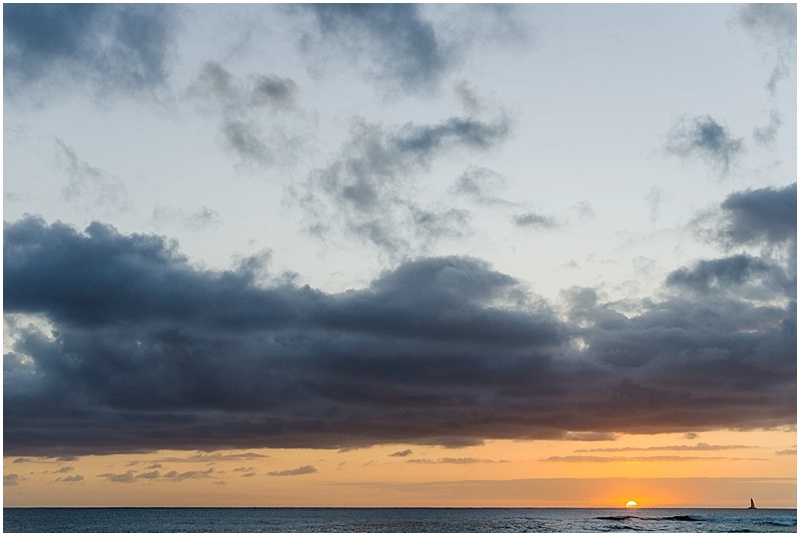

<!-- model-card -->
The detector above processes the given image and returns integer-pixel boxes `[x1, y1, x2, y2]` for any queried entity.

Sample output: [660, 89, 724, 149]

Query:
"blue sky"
[3, 3, 796, 460]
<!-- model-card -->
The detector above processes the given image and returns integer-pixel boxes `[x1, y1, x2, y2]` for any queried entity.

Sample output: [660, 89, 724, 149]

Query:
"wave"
[595, 514, 701, 522]
[661, 515, 702, 522]
[756, 519, 797, 527]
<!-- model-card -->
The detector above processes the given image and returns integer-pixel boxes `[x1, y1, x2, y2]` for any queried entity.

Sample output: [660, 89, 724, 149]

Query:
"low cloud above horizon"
[4, 183, 795, 456]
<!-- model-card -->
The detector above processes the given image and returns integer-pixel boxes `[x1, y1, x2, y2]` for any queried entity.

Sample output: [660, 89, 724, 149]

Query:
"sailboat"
[748, 498, 757, 509]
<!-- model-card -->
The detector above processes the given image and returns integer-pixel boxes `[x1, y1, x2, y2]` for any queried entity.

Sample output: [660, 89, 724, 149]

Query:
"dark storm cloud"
[295, 114, 509, 256]
[715, 183, 797, 249]
[735, 3, 797, 94]
[666, 254, 792, 299]
[3, 206, 795, 456]
[665, 115, 744, 174]
[4, 3, 179, 102]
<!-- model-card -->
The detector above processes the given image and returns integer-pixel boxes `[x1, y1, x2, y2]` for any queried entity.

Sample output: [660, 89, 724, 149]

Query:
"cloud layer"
[295, 113, 510, 256]
[4, 4, 178, 101]
[4, 183, 795, 456]
[665, 115, 744, 174]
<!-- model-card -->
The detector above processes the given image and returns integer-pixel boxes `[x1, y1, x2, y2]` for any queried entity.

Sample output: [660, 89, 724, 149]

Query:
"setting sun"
[2, 2, 797, 534]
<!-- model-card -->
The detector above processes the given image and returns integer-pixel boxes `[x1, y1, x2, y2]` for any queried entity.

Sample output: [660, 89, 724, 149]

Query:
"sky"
[3, 3, 797, 508]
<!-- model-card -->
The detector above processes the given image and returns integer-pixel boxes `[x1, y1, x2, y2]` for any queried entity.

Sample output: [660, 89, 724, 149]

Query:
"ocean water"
[3, 507, 796, 533]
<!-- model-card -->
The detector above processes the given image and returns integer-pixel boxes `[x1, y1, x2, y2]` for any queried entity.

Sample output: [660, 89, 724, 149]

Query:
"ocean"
[3, 507, 796, 533]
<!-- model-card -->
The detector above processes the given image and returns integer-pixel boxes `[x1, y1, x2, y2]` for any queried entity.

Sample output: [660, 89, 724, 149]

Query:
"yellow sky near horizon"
[4, 428, 795, 508]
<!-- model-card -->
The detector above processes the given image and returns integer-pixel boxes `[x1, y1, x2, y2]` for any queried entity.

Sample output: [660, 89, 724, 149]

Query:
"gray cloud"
[55, 474, 84, 483]
[96, 468, 215, 483]
[301, 4, 448, 94]
[220, 120, 272, 166]
[188, 61, 300, 167]
[295, 114, 509, 257]
[753, 110, 783, 145]
[716, 183, 797, 249]
[411, 207, 471, 242]
[689, 183, 797, 287]
[151, 205, 223, 233]
[51, 466, 74, 474]
[189, 61, 298, 113]
[4, 474, 20, 486]
[98, 471, 136, 484]
[666, 254, 792, 299]
[665, 115, 744, 174]
[450, 166, 513, 206]
[250, 74, 298, 109]
[407, 457, 505, 465]
[645, 186, 663, 223]
[3, 203, 794, 456]
[735, 4, 797, 94]
[297, 5, 530, 96]
[135, 471, 161, 480]
[562, 432, 617, 442]
[152, 452, 269, 464]
[455, 81, 483, 115]
[163, 469, 215, 482]
[54, 138, 129, 214]
[543, 455, 766, 463]
[4, 4, 179, 103]
[267, 465, 318, 477]
[575, 442, 756, 453]
[513, 212, 559, 229]
[98, 468, 213, 482]
[389, 449, 413, 458]
[233, 467, 256, 473]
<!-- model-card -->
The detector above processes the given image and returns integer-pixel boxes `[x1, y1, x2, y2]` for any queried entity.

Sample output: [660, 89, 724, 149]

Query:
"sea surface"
[3, 507, 797, 533]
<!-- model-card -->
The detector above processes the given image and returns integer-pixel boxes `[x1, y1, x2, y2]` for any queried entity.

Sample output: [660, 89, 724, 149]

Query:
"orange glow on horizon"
[3, 429, 796, 508]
